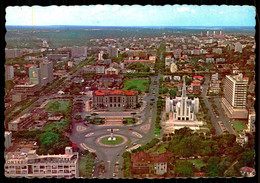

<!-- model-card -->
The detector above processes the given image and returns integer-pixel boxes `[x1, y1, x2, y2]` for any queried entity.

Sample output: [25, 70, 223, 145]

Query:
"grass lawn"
[101, 136, 124, 145]
[147, 143, 168, 154]
[123, 117, 137, 125]
[153, 143, 168, 154]
[187, 159, 206, 169]
[43, 118, 68, 132]
[79, 154, 95, 178]
[233, 121, 247, 134]
[123, 79, 148, 92]
[44, 100, 69, 112]
[155, 128, 160, 135]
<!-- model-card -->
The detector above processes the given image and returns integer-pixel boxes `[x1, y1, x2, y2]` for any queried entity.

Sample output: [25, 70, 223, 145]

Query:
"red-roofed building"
[240, 167, 255, 177]
[193, 76, 204, 80]
[191, 82, 201, 91]
[131, 152, 171, 177]
[93, 90, 137, 111]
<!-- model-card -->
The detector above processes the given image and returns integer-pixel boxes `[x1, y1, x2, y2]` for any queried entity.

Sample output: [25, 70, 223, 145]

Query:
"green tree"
[102, 53, 109, 59]
[169, 88, 178, 97]
[175, 161, 194, 177]
[206, 156, 222, 177]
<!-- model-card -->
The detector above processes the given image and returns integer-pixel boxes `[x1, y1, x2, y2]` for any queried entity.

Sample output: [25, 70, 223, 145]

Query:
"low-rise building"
[93, 90, 137, 111]
[8, 113, 34, 132]
[5, 131, 12, 150]
[13, 84, 40, 96]
[95, 65, 105, 74]
[131, 152, 170, 177]
[12, 93, 27, 103]
[240, 167, 255, 177]
[4, 147, 79, 178]
[104, 67, 120, 75]
[211, 73, 219, 81]
[247, 109, 255, 133]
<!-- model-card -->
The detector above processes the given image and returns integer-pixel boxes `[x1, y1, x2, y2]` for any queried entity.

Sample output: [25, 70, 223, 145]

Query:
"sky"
[5, 5, 255, 27]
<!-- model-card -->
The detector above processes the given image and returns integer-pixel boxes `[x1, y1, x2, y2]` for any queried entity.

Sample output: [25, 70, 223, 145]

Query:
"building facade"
[93, 90, 137, 111]
[247, 109, 255, 133]
[40, 61, 54, 84]
[130, 152, 169, 177]
[29, 66, 42, 87]
[165, 77, 199, 121]
[107, 45, 118, 58]
[71, 46, 87, 58]
[222, 74, 248, 119]
[5, 147, 79, 178]
[5, 131, 12, 149]
[235, 42, 242, 53]
[5, 49, 23, 58]
[5, 65, 14, 80]
[14, 84, 40, 96]
[8, 113, 34, 132]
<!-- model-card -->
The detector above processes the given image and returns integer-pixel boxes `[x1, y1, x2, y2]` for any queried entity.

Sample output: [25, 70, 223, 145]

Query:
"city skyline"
[6, 5, 255, 26]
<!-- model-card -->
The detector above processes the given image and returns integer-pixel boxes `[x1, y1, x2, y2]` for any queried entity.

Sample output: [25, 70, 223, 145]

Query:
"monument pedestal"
[108, 137, 116, 141]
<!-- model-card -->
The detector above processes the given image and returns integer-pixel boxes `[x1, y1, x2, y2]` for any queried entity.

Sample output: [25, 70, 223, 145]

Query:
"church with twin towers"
[165, 77, 199, 121]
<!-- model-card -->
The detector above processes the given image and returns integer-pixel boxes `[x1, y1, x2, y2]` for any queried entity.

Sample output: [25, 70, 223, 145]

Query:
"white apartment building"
[222, 74, 248, 119]
[5, 147, 79, 178]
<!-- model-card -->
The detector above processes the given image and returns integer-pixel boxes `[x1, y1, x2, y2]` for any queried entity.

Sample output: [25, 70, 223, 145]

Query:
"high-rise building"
[40, 61, 54, 84]
[234, 42, 243, 53]
[98, 51, 104, 60]
[4, 147, 79, 178]
[222, 74, 249, 119]
[107, 45, 118, 58]
[71, 46, 87, 58]
[5, 65, 14, 80]
[29, 66, 42, 87]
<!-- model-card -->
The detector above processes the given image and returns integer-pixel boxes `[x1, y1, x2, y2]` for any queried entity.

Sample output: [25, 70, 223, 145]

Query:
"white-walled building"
[5, 147, 79, 178]
[234, 42, 243, 53]
[222, 74, 248, 119]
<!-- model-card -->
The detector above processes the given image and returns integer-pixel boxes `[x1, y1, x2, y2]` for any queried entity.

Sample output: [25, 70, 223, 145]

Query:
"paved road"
[70, 74, 161, 178]
[202, 75, 235, 135]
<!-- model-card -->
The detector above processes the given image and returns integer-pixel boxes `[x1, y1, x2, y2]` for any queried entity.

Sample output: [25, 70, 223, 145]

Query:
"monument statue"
[108, 128, 116, 141]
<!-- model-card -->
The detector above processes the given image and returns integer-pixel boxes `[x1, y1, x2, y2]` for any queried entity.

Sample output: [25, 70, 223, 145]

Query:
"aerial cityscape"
[4, 5, 256, 179]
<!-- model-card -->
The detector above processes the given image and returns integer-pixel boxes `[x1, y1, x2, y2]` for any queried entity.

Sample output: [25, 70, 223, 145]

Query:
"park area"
[79, 153, 96, 178]
[44, 100, 70, 113]
[232, 120, 247, 135]
[12, 99, 73, 155]
[123, 79, 149, 93]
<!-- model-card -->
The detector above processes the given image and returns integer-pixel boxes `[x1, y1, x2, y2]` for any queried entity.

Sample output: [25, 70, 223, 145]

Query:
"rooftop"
[94, 90, 135, 96]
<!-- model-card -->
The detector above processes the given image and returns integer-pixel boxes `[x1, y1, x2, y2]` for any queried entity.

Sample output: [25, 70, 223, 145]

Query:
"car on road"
[117, 153, 120, 156]
[125, 146, 128, 149]
[129, 128, 132, 130]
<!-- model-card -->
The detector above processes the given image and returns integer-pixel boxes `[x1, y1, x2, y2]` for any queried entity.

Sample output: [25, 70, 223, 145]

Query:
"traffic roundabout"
[96, 134, 128, 147]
